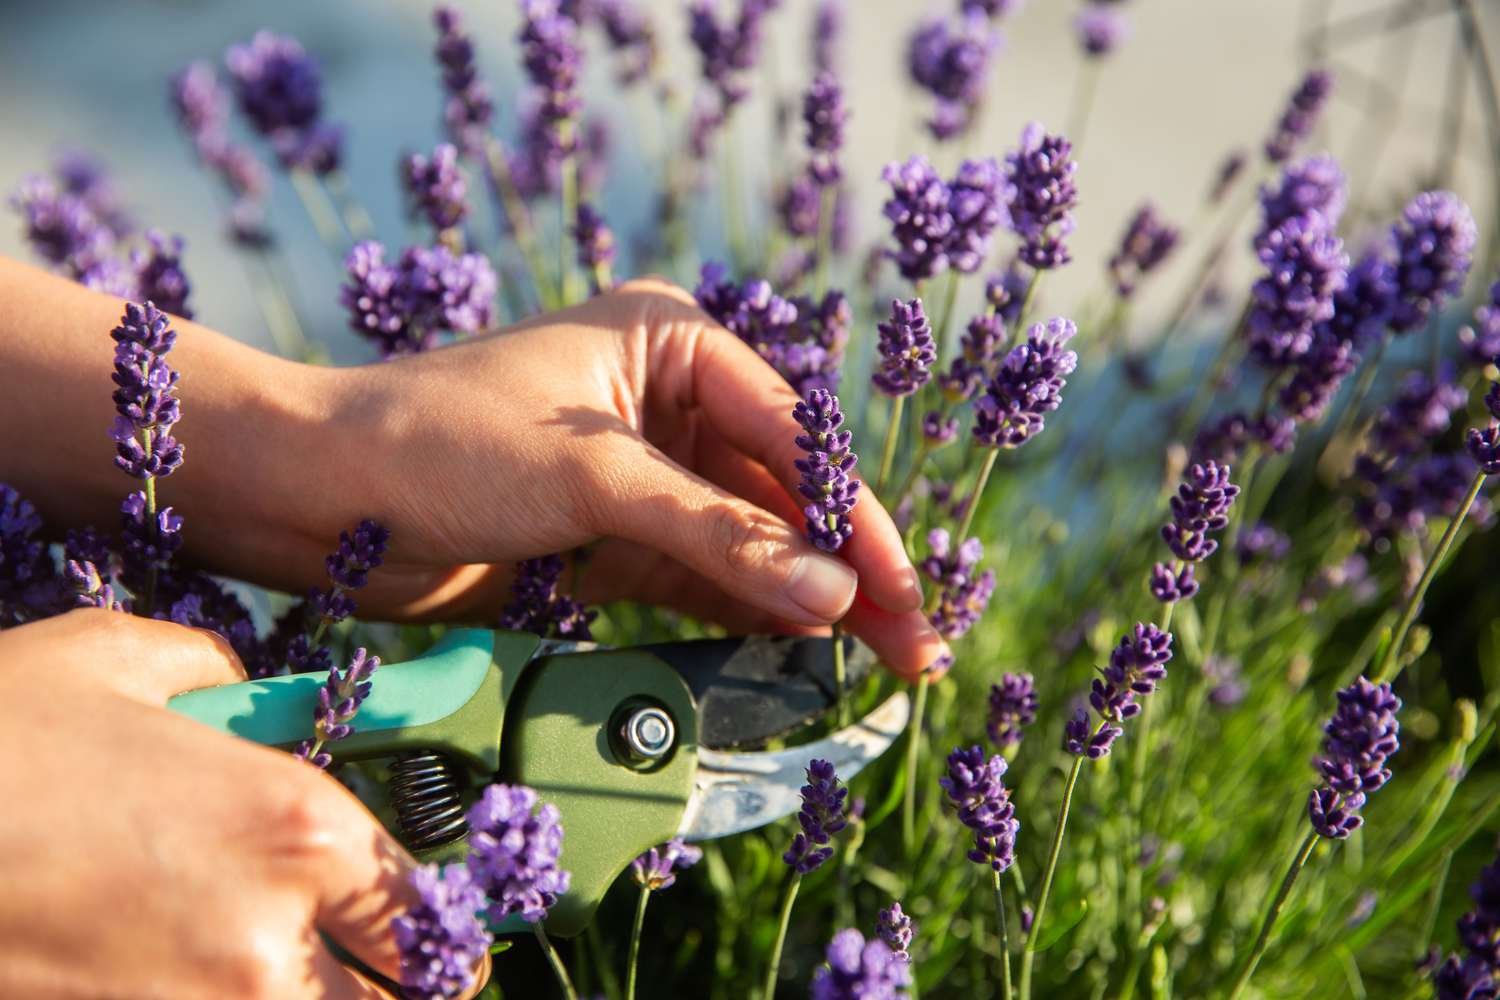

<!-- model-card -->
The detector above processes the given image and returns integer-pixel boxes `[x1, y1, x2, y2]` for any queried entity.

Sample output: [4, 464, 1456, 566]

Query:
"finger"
[308, 938, 399, 1000]
[840, 591, 950, 683]
[17, 608, 247, 704]
[684, 324, 924, 613]
[582, 433, 859, 626]
[276, 770, 423, 983]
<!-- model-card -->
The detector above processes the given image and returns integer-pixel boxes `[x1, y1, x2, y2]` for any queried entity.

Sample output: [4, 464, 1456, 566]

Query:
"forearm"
[0, 257, 366, 594]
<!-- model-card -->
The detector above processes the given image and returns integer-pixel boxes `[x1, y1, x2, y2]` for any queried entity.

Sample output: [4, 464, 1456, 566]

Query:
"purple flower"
[940, 748, 1018, 872]
[1204, 655, 1247, 708]
[67, 557, 126, 613]
[132, 231, 193, 319]
[341, 241, 497, 358]
[784, 758, 849, 874]
[402, 144, 468, 232]
[1434, 848, 1500, 998]
[9, 174, 112, 278]
[1075, 7, 1128, 57]
[778, 174, 821, 238]
[1460, 281, 1500, 368]
[631, 838, 704, 891]
[170, 60, 229, 138]
[393, 863, 492, 1000]
[572, 203, 616, 287]
[270, 121, 343, 175]
[433, 6, 496, 157]
[1236, 522, 1291, 566]
[803, 71, 847, 185]
[907, 13, 999, 141]
[1210, 149, 1249, 204]
[987, 673, 1038, 747]
[793, 389, 860, 553]
[324, 519, 391, 594]
[986, 264, 1030, 324]
[695, 265, 847, 394]
[119, 492, 184, 593]
[1257, 155, 1347, 247]
[1087, 622, 1174, 723]
[882, 156, 953, 282]
[1469, 424, 1500, 475]
[1063, 706, 1120, 759]
[1148, 561, 1198, 602]
[1004, 123, 1079, 270]
[1246, 216, 1348, 368]
[810, 928, 911, 1000]
[1264, 69, 1334, 164]
[1388, 191, 1477, 334]
[1279, 323, 1361, 423]
[1109, 203, 1180, 298]
[1308, 677, 1401, 838]
[292, 647, 380, 768]
[0, 484, 59, 625]
[169, 63, 272, 242]
[224, 31, 323, 135]
[110, 302, 184, 481]
[875, 903, 915, 961]
[923, 412, 960, 444]
[972, 317, 1078, 448]
[1159, 460, 1240, 567]
[1368, 369, 1469, 459]
[518, 0, 584, 155]
[872, 298, 936, 397]
[939, 313, 1006, 402]
[596, 0, 658, 85]
[947, 158, 1008, 273]
[813, 0, 842, 73]
[499, 554, 596, 639]
[467, 783, 571, 923]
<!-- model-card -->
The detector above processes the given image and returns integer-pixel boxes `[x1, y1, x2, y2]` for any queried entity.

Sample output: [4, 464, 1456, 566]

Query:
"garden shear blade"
[167, 627, 908, 936]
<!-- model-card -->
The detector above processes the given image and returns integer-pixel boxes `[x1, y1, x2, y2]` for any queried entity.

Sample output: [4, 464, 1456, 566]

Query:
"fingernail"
[896, 565, 924, 611]
[786, 554, 857, 621]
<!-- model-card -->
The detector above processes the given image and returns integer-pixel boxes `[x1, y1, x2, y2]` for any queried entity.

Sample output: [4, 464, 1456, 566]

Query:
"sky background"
[1, 0, 1496, 362]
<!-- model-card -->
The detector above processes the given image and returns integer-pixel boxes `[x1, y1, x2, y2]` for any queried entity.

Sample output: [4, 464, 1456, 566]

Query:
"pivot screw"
[620, 705, 675, 764]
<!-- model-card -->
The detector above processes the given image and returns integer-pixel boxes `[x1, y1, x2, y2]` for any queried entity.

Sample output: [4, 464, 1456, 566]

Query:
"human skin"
[0, 609, 496, 999]
[0, 257, 948, 678]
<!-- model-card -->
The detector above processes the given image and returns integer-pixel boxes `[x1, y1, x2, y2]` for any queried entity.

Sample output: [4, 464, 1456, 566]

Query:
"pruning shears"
[166, 628, 909, 936]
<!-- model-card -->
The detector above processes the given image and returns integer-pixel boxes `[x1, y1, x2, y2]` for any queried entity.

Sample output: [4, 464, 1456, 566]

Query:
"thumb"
[18, 608, 248, 704]
[583, 434, 858, 626]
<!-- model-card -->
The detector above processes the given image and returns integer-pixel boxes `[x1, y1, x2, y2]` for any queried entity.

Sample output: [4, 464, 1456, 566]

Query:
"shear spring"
[388, 750, 468, 851]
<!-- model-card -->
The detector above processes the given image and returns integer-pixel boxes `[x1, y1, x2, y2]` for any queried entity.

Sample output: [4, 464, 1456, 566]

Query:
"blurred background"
[3, 0, 1496, 363]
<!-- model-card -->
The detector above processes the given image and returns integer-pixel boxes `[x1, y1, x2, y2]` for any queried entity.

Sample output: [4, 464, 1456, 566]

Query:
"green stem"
[1065, 61, 1102, 154]
[1018, 753, 1087, 1000]
[814, 185, 836, 297]
[1124, 597, 1178, 947]
[288, 168, 346, 256]
[995, 868, 1014, 1000]
[626, 886, 650, 1000]
[1371, 470, 1487, 684]
[763, 871, 803, 1000]
[956, 448, 1000, 544]
[832, 621, 849, 727]
[484, 136, 556, 310]
[1226, 829, 1320, 1000]
[559, 122, 581, 307]
[878, 396, 907, 495]
[323, 170, 375, 241]
[902, 672, 932, 856]
[534, 922, 581, 1000]
[934, 271, 962, 360]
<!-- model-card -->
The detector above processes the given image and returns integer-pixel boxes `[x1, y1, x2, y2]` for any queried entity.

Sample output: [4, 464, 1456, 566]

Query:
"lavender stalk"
[766, 760, 849, 999]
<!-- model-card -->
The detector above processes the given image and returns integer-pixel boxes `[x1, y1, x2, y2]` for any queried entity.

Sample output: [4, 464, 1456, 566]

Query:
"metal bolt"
[621, 706, 675, 762]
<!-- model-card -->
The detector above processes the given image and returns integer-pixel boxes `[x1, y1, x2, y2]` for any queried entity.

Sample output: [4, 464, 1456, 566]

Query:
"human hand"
[329, 279, 949, 679]
[0, 610, 484, 999]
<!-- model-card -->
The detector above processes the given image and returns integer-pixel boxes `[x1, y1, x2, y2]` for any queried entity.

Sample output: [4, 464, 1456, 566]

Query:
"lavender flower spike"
[1388, 191, 1477, 334]
[499, 553, 596, 639]
[1434, 848, 1500, 999]
[810, 928, 912, 1000]
[1246, 216, 1348, 368]
[632, 838, 704, 891]
[572, 203, 616, 291]
[1075, 6, 1129, 57]
[393, 863, 492, 1000]
[784, 758, 850, 874]
[1067, 623, 1174, 760]
[941, 746, 1019, 871]
[875, 902, 916, 961]
[987, 673, 1038, 748]
[881, 156, 953, 282]
[972, 317, 1078, 448]
[1264, 69, 1334, 164]
[1004, 123, 1079, 270]
[110, 302, 184, 481]
[402, 144, 468, 233]
[872, 298, 936, 397]
[518, 0, 583, 154]
[793, 389, 860, 553]
[1109, 203, 1179, 299]
[1158, 461, 1241, 568]
[466, 783, 571, 923]
[1308, 677, 1401, 839]
[292, 647, 381, 769]
[224, 31, 324, 136]
[433, 6, 495, 158]
[803, 71, 847, 186]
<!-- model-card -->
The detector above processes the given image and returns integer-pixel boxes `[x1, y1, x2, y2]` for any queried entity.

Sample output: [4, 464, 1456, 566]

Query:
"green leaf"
[1033, 897, 1089, 953]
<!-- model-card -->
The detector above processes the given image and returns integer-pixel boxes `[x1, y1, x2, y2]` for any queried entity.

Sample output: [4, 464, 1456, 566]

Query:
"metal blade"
[676, 691, 910, 842]
[640, 635, 876, 749]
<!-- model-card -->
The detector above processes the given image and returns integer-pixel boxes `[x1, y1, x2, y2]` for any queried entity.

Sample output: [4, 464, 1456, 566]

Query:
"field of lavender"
[7, 0, 1500, 997]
